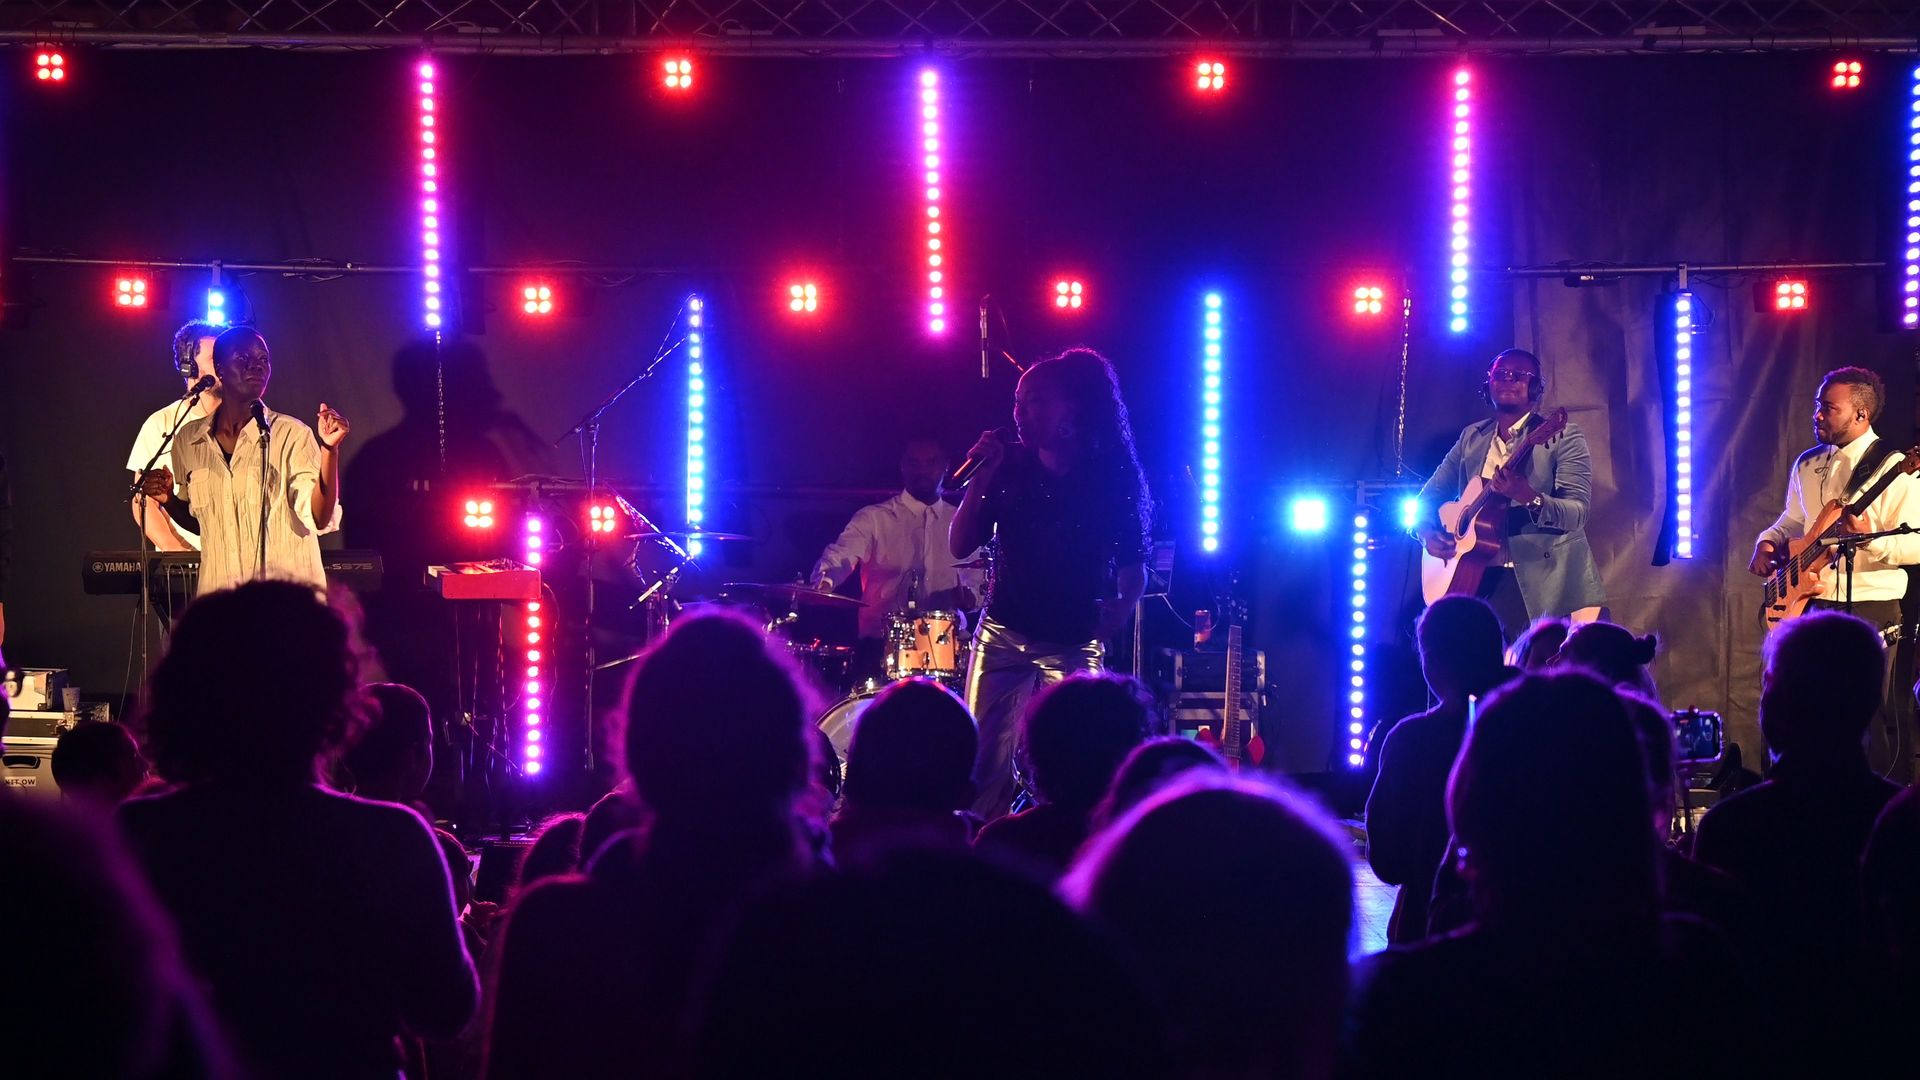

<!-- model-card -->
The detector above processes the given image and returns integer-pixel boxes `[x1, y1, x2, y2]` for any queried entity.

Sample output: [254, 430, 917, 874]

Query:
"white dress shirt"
[1758, 429, 1920, 602]
[128, 399, 211, 550]
[813, 490, 983, 639]
[169, 406, 342, 596]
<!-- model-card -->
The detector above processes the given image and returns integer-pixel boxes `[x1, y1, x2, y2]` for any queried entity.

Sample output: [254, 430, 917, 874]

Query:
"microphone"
[249, 399, 269, 436]
[183, 375, 215, 399]
[949, 427, 1019, 489]
[979, 296, 990, 380]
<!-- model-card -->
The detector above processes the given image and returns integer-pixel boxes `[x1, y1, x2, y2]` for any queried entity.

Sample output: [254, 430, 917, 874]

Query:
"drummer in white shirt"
[128, 321, 223, 551]
[812, 438, 985, 681]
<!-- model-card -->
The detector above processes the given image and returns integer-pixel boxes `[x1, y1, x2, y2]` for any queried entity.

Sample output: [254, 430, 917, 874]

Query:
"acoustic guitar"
[1760, 445, 1920, 630]
[1419, 408, 1569, 605]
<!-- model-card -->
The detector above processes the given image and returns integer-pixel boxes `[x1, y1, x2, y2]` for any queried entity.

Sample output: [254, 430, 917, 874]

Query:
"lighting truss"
[5, 2, 1920, 56]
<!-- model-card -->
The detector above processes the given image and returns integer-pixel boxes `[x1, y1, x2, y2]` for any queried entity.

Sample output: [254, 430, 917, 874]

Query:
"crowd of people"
[4, 580, 1919, 1078]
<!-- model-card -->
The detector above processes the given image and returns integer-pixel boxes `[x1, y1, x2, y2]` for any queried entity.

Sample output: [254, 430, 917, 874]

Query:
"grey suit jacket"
[1414, 414, 1606, 619]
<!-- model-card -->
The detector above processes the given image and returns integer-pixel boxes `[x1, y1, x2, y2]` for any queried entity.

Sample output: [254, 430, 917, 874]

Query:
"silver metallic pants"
[964, 615, 1104, 820]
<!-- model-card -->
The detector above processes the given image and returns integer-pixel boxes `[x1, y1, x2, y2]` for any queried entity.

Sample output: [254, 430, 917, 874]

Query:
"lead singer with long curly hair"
[950, 348, 1152, 820]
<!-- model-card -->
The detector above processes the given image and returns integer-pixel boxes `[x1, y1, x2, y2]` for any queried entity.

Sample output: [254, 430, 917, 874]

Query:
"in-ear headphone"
[170, 320, 220, 380]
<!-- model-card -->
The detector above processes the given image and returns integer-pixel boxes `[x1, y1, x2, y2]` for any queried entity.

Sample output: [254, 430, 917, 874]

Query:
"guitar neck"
[1224, 624, 1243, 761]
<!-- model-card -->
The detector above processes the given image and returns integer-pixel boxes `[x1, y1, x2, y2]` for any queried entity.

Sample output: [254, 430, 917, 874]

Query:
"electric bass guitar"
[1195, 598, 1265, 769]
[1760, 445, 1920, 630]
[1419, 409, 1569, 605]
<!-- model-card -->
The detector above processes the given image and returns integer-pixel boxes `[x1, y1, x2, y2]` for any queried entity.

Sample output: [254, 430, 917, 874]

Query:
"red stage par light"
[1053, 280, 1085, 310]
[588, 503, 620, 534]
[787, 282, 820, 314]
[1194, 60, 1225, 92]
[1831, 60, 1863, 90]
[462, 498, 496, 529]
[34, 50, 66, 83]
[113, 273, 151, 311]
[1756, 278, 1810, 313]
[1351, 285, 1386, 317]
[663, 57, 694, 91]
[519, 282, 556, 316]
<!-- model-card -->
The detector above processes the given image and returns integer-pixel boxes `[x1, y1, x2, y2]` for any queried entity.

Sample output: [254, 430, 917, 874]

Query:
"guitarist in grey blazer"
[1412, 349, 1606, 637]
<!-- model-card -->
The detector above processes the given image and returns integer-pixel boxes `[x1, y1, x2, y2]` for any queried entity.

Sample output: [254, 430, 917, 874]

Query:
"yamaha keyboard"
[82, 550, 386, 594]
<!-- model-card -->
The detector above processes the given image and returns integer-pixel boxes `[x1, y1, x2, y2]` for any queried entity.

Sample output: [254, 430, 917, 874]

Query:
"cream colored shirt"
[170, 406, 341, 596]
[128, 399, 212, 550]
[813, 491, 983, 639]
[1758, 429, 1920, 602]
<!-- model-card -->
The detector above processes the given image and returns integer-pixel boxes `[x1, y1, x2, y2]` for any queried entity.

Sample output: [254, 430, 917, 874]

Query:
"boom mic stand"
[554, 307, 690, 772]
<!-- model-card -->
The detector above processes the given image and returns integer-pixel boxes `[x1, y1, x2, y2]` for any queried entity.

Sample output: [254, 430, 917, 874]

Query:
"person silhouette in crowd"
[2, 796, 237, 1078]
[1692, 610, 1902, 1063]
[51, 721, 150, 808]
[1085, 735, 1224, 833]
[973, 673, 1151, 875]
[485, 611, 819, 1078]
[340, 681, 434, 812]
[1065, 777, 1353, 1079]
[1366, 595, 1514, 943]
[1553, 620, 1660, 701]
[691, 846, 1171, 1078]
[118, 581, 478, 1079]
[1348, 672, 1749, 1078]
[830, 678, 978, 858]
[517, 812, 587, 890]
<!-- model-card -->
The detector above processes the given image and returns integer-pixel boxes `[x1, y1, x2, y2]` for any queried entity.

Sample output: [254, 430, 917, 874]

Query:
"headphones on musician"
[1482, 348, 1545, 404]
[171, 320, 222, 380]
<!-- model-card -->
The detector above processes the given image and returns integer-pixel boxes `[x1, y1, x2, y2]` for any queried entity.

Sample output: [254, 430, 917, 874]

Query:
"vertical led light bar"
[1447, 67, 1472, 334]
[686, 296, 707, 558]
[1200, 293, 1224, 553]
[1905, 65, 1920, 328]
[522, 516, 545, 777]
[919, 70, 947, 334]
[1347, 513, 1370, 768]
[1671, 291, 1697, 558]
[417, 58, 445, 333]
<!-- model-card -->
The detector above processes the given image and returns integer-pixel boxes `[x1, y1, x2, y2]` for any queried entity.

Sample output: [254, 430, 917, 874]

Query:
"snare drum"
[885, 610, 965, 680]
[817, 688, 881, 773]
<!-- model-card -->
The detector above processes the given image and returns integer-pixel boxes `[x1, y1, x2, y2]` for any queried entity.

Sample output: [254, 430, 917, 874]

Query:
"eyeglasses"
[1489, 369, 1535, 383]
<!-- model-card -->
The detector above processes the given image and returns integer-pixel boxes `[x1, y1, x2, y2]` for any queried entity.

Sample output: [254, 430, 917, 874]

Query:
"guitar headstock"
[1522, 407, 1570, 450]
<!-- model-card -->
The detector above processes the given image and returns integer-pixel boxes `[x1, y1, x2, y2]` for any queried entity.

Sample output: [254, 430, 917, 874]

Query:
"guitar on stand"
[1195, 597, 1265, 770]
[1760, 445, 1920, 631]
[1420, 408, 1569, 604]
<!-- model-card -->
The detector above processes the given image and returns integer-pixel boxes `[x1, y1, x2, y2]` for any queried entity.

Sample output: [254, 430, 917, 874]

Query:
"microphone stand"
[128, 383, 212, 674]
[1819, 524, 1917, 615]
[553, 309, 689, 773]
[256, 409, 271, 582]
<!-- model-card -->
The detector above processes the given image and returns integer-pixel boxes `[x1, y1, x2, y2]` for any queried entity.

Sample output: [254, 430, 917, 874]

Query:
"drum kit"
[710, 581, 976, 768]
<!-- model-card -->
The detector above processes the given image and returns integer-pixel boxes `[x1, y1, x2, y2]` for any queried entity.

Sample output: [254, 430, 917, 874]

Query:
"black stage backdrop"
[0, 51, 1906, 778]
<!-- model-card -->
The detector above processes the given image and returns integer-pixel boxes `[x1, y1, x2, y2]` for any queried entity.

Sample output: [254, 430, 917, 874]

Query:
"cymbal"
[717, 582, 867, 609]
[952, 558, 991, 570]
[623, 530, 753, 543]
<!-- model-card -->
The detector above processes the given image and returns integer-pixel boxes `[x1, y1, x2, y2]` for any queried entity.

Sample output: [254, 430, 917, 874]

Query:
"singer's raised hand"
[965, 429, 1007, 480]
[317, 403, 352, 451]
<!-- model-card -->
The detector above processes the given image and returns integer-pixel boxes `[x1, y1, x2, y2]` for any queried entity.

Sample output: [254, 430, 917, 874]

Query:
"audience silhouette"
[119, 581, 479, 1079]
[829, 677, 978, 858]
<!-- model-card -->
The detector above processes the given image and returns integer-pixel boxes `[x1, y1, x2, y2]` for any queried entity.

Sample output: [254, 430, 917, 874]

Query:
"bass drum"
[817, 688, 881, 777]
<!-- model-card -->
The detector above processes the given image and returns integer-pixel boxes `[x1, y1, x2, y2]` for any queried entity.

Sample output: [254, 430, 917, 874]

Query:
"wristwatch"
[1526, 494, 1546, 512]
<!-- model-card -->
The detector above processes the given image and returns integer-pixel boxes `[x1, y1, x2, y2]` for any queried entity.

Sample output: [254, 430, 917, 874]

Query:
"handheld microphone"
[249, 399, 269, 436]
[949, 427, 1019, 489]
[183, 375, 216, 399]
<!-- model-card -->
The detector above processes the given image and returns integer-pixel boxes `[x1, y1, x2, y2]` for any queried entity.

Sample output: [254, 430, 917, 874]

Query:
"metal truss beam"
[4, 1, 1919, 56]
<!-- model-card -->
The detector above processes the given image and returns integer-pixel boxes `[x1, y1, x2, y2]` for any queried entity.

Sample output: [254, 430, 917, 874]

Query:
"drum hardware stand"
[555, 309, 689, 773]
